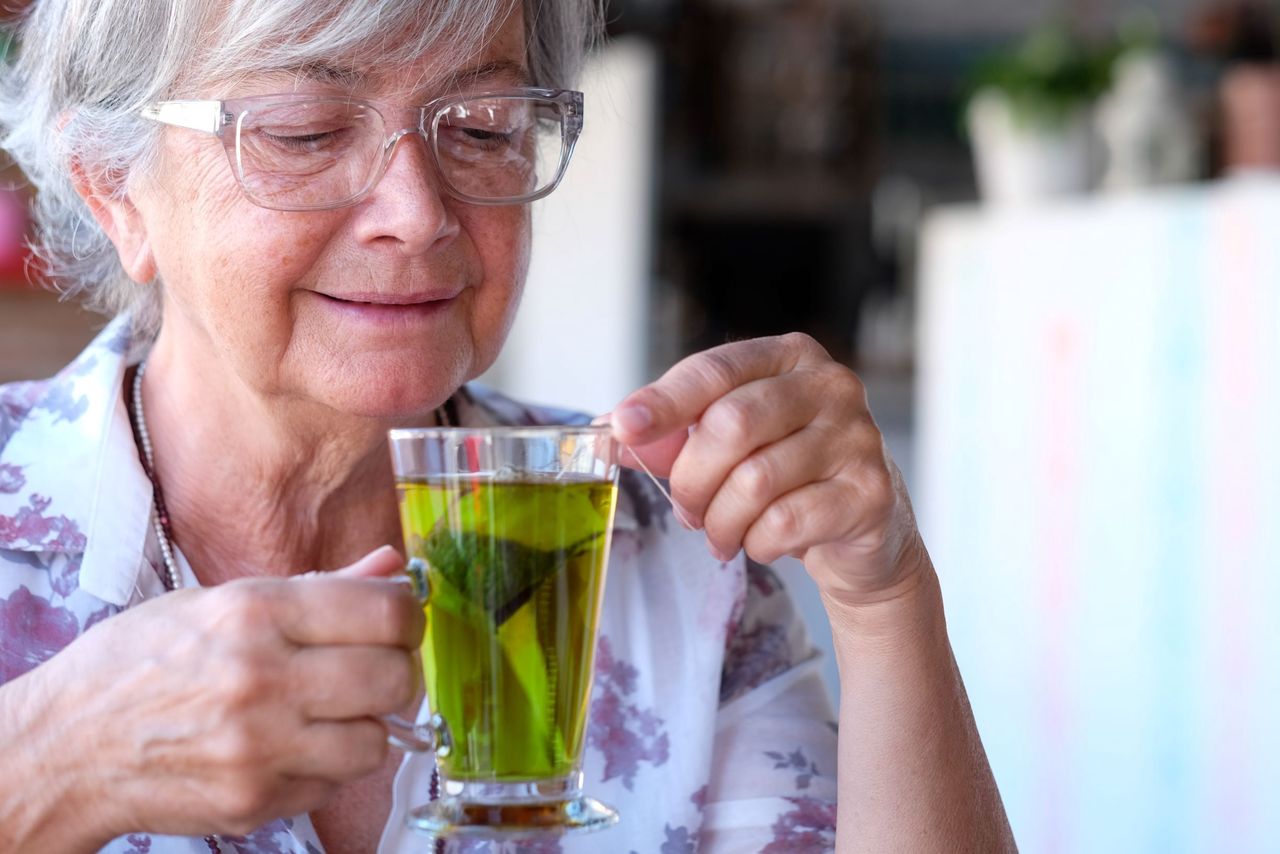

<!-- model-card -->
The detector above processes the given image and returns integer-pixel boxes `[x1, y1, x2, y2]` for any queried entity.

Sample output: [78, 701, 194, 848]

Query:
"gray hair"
[0, 0, 601, 337]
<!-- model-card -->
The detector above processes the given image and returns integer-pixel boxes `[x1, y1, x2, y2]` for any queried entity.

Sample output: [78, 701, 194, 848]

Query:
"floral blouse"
[0, 316, 838, 853]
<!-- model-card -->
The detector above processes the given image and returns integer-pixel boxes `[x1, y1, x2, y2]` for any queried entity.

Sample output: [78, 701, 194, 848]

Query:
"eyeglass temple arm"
[564, 91, 584, 135]
[140, 100, 226, 135]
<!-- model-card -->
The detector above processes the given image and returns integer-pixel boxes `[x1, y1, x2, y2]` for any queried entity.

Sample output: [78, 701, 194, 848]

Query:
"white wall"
[918, 178, 1280, 852]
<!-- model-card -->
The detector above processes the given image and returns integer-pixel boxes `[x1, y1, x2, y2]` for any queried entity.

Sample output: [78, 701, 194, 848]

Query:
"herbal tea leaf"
[423, 529, 603, 626]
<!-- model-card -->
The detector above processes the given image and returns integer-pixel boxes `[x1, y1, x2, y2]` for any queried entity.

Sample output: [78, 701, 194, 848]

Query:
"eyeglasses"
[140, 88, 584, 211]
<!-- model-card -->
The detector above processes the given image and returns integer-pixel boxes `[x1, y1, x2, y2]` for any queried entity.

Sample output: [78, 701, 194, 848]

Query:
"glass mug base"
[407, 776, 619, 840]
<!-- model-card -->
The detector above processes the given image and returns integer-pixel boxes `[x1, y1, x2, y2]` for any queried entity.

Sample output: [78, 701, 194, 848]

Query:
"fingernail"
[591, 413, 612, 426]
[709, 544, 734, 563]
[614, 403, 652, 435]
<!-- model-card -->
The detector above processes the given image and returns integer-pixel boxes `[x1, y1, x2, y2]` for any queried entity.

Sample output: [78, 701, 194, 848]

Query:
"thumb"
[594, 412, 690, 478]
[333, 545, 405, 580]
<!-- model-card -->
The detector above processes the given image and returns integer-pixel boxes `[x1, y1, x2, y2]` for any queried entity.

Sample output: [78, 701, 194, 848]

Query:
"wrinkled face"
[128, 7, 531, 420]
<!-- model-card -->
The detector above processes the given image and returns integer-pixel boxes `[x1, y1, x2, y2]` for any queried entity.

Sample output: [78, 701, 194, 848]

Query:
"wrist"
[813, 527, 937, 609]
[0, 659, 121, 851]
[818, 548, 947, 648]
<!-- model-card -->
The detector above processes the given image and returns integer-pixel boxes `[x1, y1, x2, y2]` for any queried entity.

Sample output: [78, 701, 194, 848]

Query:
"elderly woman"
[0, 0, 1014, 852]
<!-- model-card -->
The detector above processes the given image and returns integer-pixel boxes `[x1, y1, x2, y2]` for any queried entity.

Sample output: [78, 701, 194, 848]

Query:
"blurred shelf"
[666, 172, 866, 221]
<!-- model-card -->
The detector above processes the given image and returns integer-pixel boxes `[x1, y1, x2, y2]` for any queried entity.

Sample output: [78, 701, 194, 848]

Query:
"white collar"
[0, 315, 153, 605]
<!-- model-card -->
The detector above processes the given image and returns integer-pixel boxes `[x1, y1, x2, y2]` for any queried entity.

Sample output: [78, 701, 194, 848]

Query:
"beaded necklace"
[129, 360, 220, 851]
[130, 361, 183, 590]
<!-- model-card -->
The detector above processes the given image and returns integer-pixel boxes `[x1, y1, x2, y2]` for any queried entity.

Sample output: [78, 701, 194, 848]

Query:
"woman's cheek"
[469, 208, 531, 364]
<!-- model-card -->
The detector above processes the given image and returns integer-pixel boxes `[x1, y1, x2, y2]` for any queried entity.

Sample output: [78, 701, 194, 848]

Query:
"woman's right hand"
[1, 545, 423, 850]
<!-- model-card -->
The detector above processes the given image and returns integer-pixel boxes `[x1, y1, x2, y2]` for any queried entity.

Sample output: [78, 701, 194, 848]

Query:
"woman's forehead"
[192, 0, 525, 97]
[229, 53, 531, 102]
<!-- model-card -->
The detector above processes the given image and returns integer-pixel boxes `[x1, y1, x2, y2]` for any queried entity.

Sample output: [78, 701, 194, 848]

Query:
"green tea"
[396, 475, 616, 782]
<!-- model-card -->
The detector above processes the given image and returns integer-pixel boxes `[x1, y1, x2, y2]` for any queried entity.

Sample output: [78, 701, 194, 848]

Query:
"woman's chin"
[338, 389, 454, 423]
[293, 344, 475, 421]
[312, 371, 462, 424]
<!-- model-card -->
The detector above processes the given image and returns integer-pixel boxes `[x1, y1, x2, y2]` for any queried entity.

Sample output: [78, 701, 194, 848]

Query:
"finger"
[270, 578, 425, 649]
[666, 372, 821, 525]
[204, 777, 342, 838]
[741, 479, 866, 565]
[700, 425, 837, 560]
[332, 545, 406, 580]
[610, 333, 829, 448]
[292, 646, 420, 720]
[594, 412, 689, 476]
[620, 428, 690, 479]
[286, 719, 390, 782]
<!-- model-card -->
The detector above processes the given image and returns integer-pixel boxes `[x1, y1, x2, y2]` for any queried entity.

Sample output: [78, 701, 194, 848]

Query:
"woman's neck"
[136, 348, 414, 586]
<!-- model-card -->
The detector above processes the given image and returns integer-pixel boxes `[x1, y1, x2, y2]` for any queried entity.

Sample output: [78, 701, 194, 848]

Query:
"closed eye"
[257, 127, 352, 152]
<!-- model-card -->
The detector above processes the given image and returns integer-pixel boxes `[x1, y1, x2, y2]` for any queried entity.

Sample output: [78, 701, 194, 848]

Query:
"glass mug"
[385, 426, 620, 841]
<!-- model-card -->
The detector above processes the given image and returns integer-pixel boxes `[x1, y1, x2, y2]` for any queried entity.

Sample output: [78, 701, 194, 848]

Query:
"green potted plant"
[965, 24, 1120, 203]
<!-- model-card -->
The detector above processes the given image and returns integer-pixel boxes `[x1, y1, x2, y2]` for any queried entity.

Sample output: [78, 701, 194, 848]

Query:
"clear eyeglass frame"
[139, 87, 584, 211]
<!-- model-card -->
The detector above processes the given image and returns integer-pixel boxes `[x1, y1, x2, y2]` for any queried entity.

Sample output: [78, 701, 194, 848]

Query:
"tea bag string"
[592, 413, 697, 530]
[625, 448, 697, 530]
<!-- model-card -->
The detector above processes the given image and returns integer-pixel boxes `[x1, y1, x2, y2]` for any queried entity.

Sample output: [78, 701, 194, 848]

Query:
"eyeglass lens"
[231, 96, 567, 210]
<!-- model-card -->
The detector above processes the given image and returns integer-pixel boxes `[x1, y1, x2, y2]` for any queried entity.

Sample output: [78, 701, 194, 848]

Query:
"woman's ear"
[69, 160, 157, 284]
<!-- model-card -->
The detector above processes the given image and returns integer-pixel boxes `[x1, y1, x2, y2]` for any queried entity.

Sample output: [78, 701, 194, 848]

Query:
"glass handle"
[386, 558, 445, 753]
[385, 711, 453, 756]
[404, 557, 431, 601]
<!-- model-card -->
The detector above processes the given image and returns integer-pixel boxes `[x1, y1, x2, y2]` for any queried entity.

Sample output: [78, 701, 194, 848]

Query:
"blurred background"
[3, 1, 1280, 850]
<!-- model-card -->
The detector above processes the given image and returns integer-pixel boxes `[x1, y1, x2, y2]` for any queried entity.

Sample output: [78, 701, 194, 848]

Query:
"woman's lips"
[321, 290, 459, 305]
[312, 291, 459, 326]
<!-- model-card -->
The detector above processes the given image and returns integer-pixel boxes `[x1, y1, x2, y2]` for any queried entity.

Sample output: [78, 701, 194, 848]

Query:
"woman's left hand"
[608, 332, 929, 607]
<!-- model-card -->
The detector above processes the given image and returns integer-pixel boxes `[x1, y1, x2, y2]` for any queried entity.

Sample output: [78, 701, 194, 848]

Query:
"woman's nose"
[352, 131, 460, 255]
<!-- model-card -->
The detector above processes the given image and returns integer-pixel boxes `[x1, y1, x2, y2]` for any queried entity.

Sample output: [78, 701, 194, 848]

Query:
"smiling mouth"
[318, 292, 455, 307]
[313, 290, 460, 325]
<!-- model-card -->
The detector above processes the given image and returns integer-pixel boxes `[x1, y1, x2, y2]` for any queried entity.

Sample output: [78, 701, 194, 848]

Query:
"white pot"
[967, 89, 1099, 205]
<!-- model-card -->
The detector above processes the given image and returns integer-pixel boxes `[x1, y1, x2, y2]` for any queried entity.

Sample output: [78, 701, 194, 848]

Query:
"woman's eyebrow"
[453, 59, 532, 88]
[295, 62, 363, 85]
[244, 62, 363, 92]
